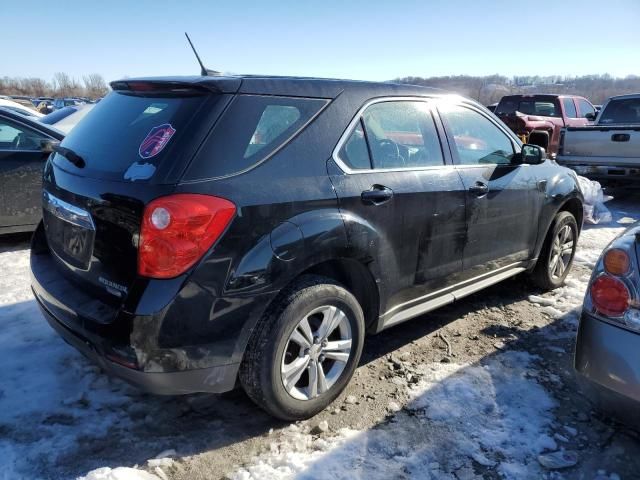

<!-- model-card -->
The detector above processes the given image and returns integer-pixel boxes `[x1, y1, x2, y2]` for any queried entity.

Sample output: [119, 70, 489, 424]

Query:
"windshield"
[599, 98, 640, 124]
[495, 97, 561, 117]
[54, 90, 218, 182]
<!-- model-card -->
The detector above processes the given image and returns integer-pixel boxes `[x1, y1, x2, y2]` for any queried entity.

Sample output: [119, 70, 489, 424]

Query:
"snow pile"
[79, 467, 162, 480]
[231, 351, 555, 480]
[0, 244, 134, 478]
[576, 176, 612, 225]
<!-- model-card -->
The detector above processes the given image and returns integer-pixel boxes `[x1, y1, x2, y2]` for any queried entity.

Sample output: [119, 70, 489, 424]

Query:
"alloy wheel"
[280, 305, 353, 401]
[548, 224, 574, 280]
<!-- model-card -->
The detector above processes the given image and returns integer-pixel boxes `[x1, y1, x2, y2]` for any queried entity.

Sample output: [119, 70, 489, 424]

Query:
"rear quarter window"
[184, 95, 328, 180]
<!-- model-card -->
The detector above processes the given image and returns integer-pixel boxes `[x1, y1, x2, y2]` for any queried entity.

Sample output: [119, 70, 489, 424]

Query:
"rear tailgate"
[40, 79, 238, 318]
[558, 126, 640, 166]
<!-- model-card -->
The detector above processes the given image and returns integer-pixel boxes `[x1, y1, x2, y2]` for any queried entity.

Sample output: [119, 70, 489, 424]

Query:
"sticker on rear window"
[139, 123, 176, 159]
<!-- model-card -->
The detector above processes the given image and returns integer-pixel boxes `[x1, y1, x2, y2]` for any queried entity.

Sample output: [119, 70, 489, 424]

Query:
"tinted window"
[562, 98, 578, 118]
[360, 101, 443, 169]
[0, 118, 46, 150]
[440, 104, 515, 165]
[577, 99, 595, 118]
[339, 120, 371, 170]
[599, 98, 640, 124]
[186, 95, 327, 179]
[55, 91, 216, 181]
[495, 96, 560, 117]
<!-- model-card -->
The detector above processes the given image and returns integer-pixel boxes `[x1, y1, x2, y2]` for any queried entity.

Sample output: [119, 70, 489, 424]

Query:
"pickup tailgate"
[559, 126, 640, 166]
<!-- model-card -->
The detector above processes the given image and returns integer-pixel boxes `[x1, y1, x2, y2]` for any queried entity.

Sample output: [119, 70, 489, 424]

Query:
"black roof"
[111, 75, 445, 99]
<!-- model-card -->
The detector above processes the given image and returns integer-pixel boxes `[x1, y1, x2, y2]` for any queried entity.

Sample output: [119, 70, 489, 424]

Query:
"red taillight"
[590, 275, 630, 317]
[138, 194, 236, 279]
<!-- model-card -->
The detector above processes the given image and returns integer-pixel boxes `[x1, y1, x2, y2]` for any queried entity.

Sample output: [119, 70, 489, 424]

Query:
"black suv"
[31, 76, 583, 420]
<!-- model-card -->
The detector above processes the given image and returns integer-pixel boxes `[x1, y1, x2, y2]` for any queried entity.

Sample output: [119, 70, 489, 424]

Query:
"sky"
[3, 0, 639, 84]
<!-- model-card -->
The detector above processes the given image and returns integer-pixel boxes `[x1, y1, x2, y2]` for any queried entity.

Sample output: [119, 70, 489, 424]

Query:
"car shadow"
[0, 232, 31, 253]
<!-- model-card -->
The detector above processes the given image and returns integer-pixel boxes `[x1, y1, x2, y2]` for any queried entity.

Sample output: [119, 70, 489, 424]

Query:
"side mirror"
[585, 112, 597, 121]
[40, 139, 59, 154]
[520, 144, 545, 165]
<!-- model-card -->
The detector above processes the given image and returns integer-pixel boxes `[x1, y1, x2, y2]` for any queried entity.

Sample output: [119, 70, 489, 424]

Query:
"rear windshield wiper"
[53, 145, 86, 169]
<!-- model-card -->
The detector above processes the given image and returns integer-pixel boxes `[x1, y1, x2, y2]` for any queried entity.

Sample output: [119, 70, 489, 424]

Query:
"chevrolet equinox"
[30, 76, 583, 420]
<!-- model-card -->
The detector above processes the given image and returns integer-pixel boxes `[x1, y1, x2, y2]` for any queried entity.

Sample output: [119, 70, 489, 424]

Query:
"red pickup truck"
[494, 94, 596, 156]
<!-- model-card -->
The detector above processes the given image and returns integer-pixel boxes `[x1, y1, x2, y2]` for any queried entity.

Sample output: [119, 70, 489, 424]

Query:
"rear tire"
[531, 211, 578, 290]
[239, 275, 365, 420]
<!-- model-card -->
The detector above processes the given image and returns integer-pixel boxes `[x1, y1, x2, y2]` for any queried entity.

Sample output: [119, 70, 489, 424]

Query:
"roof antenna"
[185, 32, 221, 76]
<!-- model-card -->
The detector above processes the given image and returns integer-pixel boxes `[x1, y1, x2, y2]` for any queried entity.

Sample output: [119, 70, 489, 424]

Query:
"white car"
[39, 103, 94, 133]
[0, 98, 43, 118]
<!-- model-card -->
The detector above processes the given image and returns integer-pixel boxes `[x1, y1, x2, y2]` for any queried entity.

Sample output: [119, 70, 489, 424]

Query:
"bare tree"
[83, 73, 108, 99]
[53, 72, 83, 97]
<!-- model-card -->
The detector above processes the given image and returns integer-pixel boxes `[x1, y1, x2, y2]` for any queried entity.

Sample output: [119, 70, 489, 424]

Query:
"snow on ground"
[0, 243, 151, 480]
[231, 352, 556, 480]
[528, 199, 640, 329]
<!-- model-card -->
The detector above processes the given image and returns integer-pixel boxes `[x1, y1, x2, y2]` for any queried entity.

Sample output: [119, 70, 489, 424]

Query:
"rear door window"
[336, 100, 444, 171]
[54, 91, 219, 182]
[361, 101, 444, 169]
[185, 95, 328, 179]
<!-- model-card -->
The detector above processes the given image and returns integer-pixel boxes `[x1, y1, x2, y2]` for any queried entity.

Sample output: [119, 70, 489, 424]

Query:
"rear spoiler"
[110, 77, 241, 95]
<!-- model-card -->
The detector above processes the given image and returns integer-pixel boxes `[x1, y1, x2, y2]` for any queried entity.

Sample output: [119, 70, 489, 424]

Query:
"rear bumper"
[30, 219, 242, 395]
[574, 311, 640, 403]
[34, 290, 239, 394]
[557, 160, 640, 183]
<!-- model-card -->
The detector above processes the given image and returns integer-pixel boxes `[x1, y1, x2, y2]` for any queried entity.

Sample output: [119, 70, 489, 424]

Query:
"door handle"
[468, 182, 489, 196]
[611, 133, 630, 142]
[361, 185, 394, 205]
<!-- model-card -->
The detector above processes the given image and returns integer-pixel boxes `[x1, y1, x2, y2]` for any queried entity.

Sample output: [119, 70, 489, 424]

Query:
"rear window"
[495, 97, 561, 117]
[54, 91, 215, 182]
[599, 98, 640, 124]
[184, 95, 328, 180]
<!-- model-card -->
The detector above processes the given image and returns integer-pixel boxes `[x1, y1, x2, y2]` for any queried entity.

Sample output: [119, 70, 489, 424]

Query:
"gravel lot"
[1, 193, 639, 480]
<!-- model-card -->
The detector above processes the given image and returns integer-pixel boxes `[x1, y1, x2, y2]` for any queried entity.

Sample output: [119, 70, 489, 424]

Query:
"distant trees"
[83, 74, 108, 99]
[1, 72, 639, 104]
[0, 73, 109, 99]
[394, 74, 640, 105]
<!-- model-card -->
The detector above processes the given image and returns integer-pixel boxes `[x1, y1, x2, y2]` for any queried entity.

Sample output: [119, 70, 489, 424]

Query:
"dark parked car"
[0, 108, 63, 234]
[52, 98, 83, 110]
[575, 224, 640, 404]
[31, 76, 583, 420]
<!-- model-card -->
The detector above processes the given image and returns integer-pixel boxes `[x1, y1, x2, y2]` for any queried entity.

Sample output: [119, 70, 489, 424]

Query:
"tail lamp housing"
[138, 194, 236, 279]
[587, 241, 639, 330]
[590, 275, 630, 318]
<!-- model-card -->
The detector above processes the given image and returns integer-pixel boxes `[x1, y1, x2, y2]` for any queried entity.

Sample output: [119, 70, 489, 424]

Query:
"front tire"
[239, 275, 365, 420]
[531, 211, 578, 290]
